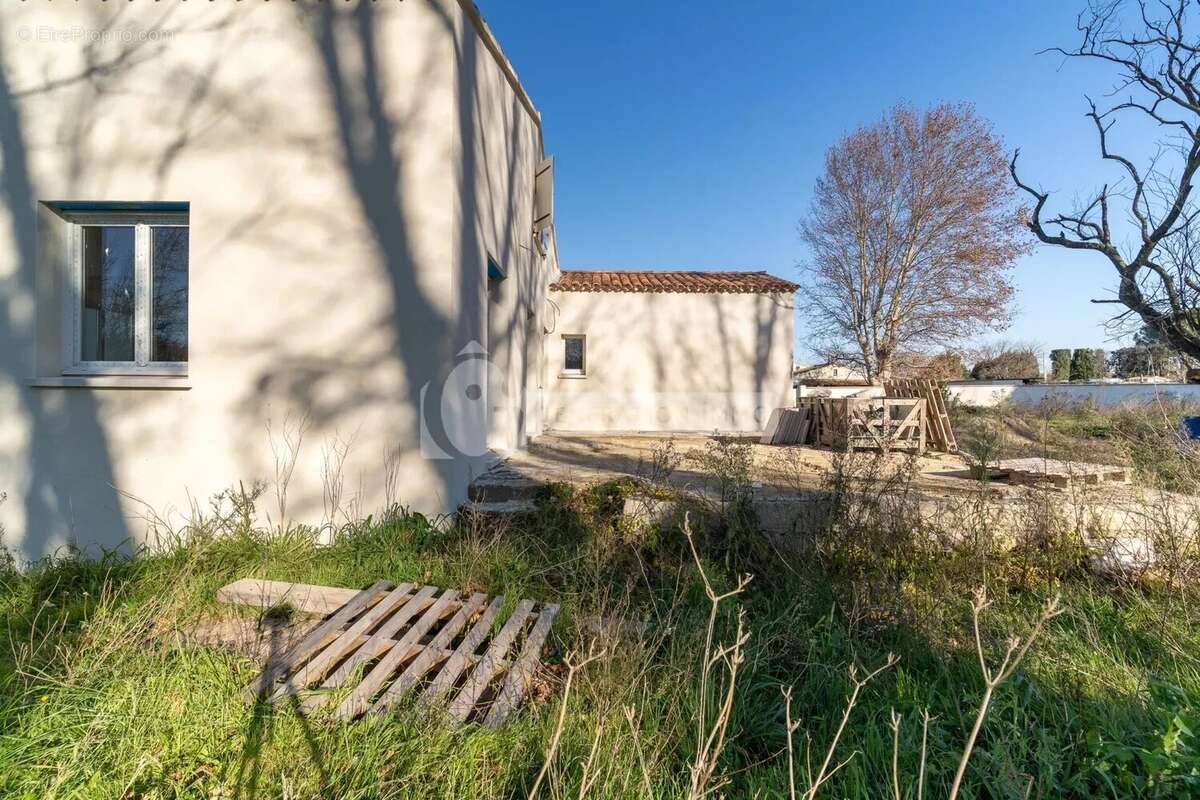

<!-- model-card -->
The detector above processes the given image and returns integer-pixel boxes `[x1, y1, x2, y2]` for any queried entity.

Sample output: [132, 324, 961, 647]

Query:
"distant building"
[545, 270, 797, 431]
[793, 363, 869, 386]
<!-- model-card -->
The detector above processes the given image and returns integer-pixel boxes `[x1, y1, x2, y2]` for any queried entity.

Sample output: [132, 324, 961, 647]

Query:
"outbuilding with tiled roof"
[544, 269, 797, 432]
[551, 270, 800, 294]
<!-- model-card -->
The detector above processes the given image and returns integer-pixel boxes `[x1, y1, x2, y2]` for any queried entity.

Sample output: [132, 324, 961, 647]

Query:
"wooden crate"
[223, 579, 558, 727]
[797, 397, 925, 453]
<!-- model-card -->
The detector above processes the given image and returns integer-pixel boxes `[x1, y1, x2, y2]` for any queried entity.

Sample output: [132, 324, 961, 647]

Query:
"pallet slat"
[419, 595, 508, 706]
[302, 588, 457, 714]
[323, 589, 462, 716]
[445, 600, 536, 722]
[884, 378, 957, 453]
[217, 579, 360, 617]
[269, 583, 421, 702]
[241, 579, 393, 700]
[365, 592, 491, 718]
[484, 603, 561, 727]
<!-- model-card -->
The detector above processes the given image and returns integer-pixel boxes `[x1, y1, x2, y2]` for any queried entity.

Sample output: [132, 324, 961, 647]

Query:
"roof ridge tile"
[550, 269, 798, 294]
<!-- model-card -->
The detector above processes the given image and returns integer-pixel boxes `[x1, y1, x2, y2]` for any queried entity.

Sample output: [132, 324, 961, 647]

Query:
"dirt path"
[511, 433, 994, 499]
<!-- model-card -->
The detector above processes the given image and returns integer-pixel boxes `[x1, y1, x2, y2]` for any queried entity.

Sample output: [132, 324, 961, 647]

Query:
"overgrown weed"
[1, 420, 1200, 797]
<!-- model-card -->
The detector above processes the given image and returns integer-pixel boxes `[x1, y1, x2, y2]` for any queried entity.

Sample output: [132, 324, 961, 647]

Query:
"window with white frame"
[562, 334, 585, 376]
[63, 209, 188, 375]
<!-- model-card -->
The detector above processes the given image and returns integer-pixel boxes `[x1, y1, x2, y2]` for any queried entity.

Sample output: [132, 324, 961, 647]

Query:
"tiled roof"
[550, 270, 799, 294]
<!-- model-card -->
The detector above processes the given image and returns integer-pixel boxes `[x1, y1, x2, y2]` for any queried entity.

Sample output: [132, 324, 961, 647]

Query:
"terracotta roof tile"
[550, 270, 799, 294]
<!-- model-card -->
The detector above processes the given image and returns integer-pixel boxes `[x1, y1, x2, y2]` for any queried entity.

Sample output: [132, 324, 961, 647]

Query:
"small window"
[562, 334, 585, 376]
[64, 207, 188, 375]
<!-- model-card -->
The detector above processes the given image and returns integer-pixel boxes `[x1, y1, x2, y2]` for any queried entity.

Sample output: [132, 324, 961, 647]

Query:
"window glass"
[81, 225, 135, 361]
[564, 336, 584, 372]
[151, 226, 188, 362]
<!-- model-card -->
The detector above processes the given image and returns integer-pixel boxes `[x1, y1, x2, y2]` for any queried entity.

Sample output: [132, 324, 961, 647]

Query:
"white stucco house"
[0, 2, 797, 563]
[544, 270, 797, 432]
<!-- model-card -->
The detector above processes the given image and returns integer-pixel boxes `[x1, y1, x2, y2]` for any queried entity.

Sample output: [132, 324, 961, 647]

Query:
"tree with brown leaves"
[801, 104, 1027, 382]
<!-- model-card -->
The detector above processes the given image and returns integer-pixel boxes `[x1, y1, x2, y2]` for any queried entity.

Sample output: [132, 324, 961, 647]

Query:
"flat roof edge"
[457, 1, 541, 131]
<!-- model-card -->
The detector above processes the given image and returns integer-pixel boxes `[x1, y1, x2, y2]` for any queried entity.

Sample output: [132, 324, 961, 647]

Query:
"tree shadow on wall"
[0, 6, 214, 564]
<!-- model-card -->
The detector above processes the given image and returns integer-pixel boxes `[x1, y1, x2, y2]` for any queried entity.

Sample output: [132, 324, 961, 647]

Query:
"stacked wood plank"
[994, 458, 1130, 489]
[883, 378, 958, 453]
[760, 407, 811, 445]
[790, 397, 851, 448]
[221, 578, 558, 727]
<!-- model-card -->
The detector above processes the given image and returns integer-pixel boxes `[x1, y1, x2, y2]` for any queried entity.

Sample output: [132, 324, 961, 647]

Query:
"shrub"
[1070, 348, 1097, 381]
[971, 348, 1040, 380]
[1110, 344, 1185, 379]
[1049, 348, 1072, 381]
[924, 350, 968, 380]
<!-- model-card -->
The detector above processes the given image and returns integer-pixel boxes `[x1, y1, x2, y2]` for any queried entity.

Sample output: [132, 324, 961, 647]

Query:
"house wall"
[454, 7, 552, 454]
[543, 290, 795, 432]
[0, 2, 555, 564]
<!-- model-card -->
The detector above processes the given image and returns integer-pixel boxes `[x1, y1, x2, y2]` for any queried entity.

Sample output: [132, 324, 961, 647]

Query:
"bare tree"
[801, 104, 1026, 382]
[1012, 0, 1200, 359]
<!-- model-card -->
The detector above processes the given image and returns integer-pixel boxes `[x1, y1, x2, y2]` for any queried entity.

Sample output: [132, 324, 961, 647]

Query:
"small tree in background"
[1049, 349, 1071, 381]
[1110, 344, 1185, 379]
[971, 345, 1041, 380]
[925, 351, 968, 381]
[1091, 348, 1108, 378]
[1069, 348, 1096, 382]
[890, 350, 969, 380]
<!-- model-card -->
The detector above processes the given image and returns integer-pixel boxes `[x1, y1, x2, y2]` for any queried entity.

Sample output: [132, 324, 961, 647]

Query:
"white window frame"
[561, 333, 586, 377]
[62, 210, 188, 376]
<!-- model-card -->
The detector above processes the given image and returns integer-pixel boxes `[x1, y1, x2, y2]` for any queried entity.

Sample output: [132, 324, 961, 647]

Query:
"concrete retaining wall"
[946, 381, 1200, 409]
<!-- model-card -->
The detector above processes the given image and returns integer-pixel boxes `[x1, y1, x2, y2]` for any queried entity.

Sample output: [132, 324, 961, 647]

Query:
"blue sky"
[480, 1, 1157, 361]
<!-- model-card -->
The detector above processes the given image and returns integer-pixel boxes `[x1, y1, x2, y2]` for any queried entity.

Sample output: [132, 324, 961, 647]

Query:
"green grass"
[0, 481, 1198, 799]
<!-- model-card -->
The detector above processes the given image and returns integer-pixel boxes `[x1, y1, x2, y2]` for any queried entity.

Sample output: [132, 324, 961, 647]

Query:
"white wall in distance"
[947, 381, 1200, 408]
[544, 290, 795, 432]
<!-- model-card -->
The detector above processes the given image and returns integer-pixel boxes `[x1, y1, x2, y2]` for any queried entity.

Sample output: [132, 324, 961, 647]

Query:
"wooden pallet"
[994, 458, 1130, 489]
[884, 378, 957, 453]
[220, 579, 558, 727]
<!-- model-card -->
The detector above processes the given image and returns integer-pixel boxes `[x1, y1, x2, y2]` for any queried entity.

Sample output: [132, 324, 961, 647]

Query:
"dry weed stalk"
[947, 587, 1061, 800]
[319, 431, 356, 538]
[576, 713, 608, 800]
[783, 686, 800, 800]
[917, 709, 932, 800]
[528, 640, 606, 800]
[683, 513, 752, 800]
[382, 445, 402, 516]
[266, 413, 310, 533]
[889, 709, 902, 800]
[624, 705, 656, 798]
[785, 653, 898, 800]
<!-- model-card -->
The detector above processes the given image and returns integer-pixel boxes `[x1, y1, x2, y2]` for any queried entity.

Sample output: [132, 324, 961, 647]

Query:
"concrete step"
[468, 464, 544, 503]
[459, 499, 539, 517]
